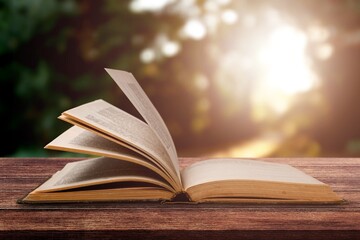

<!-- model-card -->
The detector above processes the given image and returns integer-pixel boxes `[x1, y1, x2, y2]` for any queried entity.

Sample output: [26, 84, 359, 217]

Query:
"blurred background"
[2, 0, 360, 158]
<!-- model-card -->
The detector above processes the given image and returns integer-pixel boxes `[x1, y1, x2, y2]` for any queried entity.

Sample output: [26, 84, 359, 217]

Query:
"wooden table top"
[1, 157, 359, 239]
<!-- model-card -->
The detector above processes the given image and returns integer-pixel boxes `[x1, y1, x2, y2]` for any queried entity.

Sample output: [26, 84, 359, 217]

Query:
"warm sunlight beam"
[251, 24, 318, 120]
[258, 25, 317, 95]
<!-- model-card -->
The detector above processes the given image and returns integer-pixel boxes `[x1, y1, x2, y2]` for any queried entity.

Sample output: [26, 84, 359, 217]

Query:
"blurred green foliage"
[0, 0, 205, 157]
[1, 0, 78, 156]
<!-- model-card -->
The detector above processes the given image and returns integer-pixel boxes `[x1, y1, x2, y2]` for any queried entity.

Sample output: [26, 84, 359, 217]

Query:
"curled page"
[105, 68, 180, 180]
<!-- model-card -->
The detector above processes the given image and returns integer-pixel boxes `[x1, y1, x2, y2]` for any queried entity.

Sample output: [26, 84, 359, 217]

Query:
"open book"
[21, 69, 342, 204]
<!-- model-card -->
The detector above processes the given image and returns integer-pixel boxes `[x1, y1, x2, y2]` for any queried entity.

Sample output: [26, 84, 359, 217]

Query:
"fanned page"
[45, 125, 178, 191]
[35, 157, 174, 193]
[105, 68, 180, 180]
[60, 99, 181, 189]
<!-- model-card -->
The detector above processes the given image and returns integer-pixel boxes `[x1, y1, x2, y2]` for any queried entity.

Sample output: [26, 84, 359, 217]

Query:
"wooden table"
[1, 157, 359, 239]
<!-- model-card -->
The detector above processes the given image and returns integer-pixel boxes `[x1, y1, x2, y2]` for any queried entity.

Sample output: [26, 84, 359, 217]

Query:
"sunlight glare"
[162, 41, 180, 57]
[221, 9, 238, 24]
[308, 25, 329, 42]
[130, 0, 174, 12]
[315, 43, 333, 60]
[258, 25, 316, 95]
[183, 19, 207, 40]
[140, 48, 155, 63]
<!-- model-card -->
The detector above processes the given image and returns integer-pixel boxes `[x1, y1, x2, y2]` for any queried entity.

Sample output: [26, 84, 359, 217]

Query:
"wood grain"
[1, 157, 359, 239]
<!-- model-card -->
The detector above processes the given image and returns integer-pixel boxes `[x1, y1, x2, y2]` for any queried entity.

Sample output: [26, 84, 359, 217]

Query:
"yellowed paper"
[181, 158, 323, 190]
[105, 68, 180, 179]
[61, 99, 180, 187]
[36, 157, 174, 193]
[45, 125, 177, 190]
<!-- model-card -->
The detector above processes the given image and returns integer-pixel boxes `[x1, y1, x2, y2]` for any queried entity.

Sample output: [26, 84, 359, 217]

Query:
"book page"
[105, 68, 179, 178]
[181, 158, 324, 190]
[58, 115, 155, 161]
[45, 125, 177, 190]
[61, 99, 180, 186]
[36, 157, 174, 192]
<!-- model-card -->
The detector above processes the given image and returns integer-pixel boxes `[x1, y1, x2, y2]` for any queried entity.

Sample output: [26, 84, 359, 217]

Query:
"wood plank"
[0, 230, 358, 240]
[0, 158, 81, 176]
[1, 157, 359, 239]
[2, 209, 360, 231]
